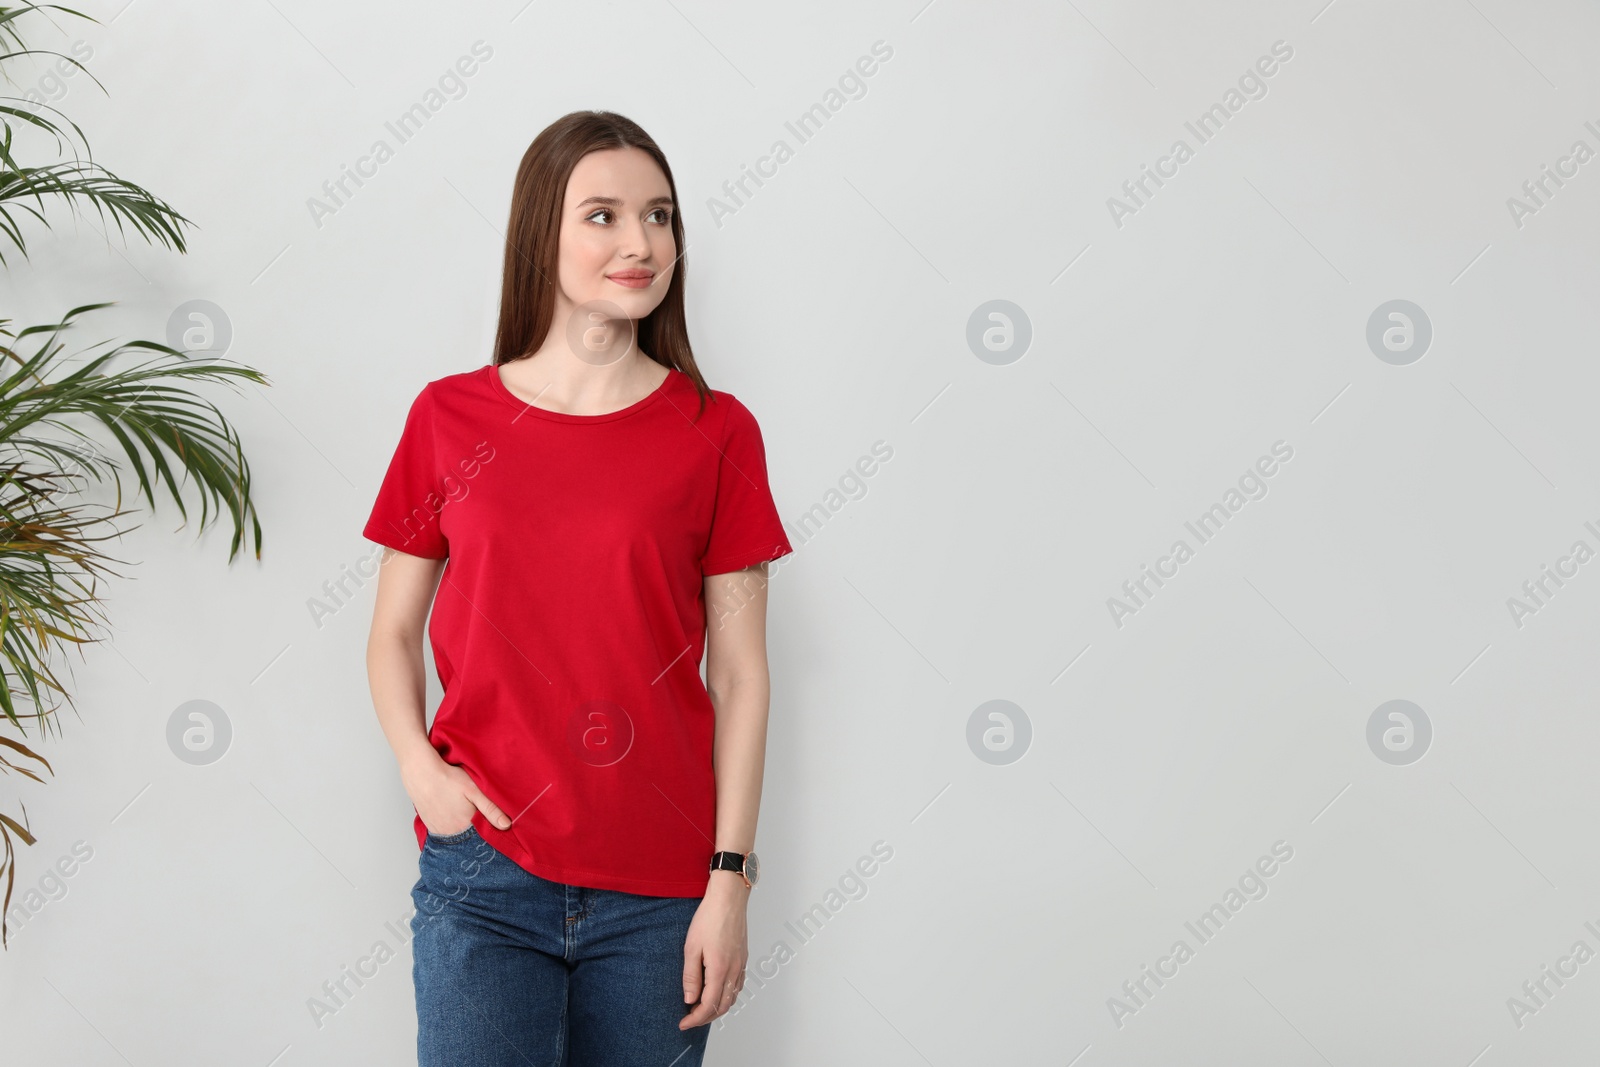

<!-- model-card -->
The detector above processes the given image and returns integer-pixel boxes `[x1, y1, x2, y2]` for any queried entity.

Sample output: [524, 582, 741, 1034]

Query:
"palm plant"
[0, 4, 266, 945]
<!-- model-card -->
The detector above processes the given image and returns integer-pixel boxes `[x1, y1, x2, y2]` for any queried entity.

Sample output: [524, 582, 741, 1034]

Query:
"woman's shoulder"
[695, 383, 775, 450]
[676, 375, 744, 422]
[393, 366, 496, 419]
[424, 364, 494, 396]
[703, 382, 766, 418]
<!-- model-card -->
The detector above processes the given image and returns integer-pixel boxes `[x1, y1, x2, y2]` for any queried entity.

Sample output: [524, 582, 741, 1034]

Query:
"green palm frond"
[0, 6, 99, 162]
[0, 303, 268, 570]
[0, 2, 266, 950]
[0, 6, 189, 265]
[0, 87, 98, 163]
[0, 460, 128, 734]
[0, 155, 193, 262]
[0, 5, 95, 52]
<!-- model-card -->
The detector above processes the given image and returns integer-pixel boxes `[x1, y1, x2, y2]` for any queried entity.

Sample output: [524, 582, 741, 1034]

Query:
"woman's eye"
[584, 207, 671, 225]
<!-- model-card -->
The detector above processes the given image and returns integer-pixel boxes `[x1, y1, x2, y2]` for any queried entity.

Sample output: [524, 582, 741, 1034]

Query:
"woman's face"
[556, 146, 676, 334]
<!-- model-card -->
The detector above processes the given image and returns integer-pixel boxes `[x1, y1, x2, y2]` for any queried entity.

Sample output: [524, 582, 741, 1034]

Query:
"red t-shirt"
[362, 362, 792, 896]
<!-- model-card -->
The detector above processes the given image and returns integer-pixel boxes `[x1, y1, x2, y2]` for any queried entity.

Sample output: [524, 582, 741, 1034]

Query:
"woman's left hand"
[680, 875, 750, 1029]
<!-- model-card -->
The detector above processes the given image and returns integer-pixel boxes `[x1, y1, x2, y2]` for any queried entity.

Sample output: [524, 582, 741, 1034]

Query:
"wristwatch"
[709, 849, 760, 888]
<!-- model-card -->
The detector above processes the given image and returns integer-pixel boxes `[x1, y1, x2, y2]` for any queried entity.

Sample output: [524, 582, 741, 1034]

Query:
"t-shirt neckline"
[485, 362, 675, 424]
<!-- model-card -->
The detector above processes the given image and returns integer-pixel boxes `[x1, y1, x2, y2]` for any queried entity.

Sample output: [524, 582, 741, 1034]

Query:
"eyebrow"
[573, 195, 674, 210]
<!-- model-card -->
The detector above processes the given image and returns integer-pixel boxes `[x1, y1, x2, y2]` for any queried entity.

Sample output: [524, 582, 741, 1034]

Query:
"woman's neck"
[498, 346, 668, 416]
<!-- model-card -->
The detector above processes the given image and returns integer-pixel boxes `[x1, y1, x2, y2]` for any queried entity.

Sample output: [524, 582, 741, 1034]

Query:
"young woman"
[363, 111, 792, 1066]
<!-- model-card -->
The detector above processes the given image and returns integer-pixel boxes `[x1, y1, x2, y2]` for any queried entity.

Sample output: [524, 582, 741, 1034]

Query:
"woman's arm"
[680, 560, 775, 1029]
[704, 561, 774, 867]
[366, 547, 510, 836]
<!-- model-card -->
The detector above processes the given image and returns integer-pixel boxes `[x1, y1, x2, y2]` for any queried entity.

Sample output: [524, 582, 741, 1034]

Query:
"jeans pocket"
[424, 823, 479, 846]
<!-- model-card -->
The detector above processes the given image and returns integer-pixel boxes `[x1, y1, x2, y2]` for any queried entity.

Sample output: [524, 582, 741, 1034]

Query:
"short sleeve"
[700, 397, 793, 576]
[362, 386, 450, 559]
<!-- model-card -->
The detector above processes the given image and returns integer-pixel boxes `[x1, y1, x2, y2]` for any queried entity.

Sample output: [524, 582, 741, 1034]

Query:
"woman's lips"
[606, 272, 653, 289]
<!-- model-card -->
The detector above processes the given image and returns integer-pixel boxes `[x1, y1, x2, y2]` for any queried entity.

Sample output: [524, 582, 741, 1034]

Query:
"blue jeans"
[410, 825, 711, 1066]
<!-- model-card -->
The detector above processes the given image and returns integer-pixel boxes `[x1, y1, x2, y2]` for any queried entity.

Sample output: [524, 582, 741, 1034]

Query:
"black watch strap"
[709, 851, 745, 875]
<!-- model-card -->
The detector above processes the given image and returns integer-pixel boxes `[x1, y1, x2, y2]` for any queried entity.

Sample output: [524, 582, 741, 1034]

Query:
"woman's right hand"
[400, 750, 512, 836]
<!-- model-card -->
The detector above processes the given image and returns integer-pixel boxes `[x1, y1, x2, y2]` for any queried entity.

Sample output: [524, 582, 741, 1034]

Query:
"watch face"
[744, 851, 759, 886]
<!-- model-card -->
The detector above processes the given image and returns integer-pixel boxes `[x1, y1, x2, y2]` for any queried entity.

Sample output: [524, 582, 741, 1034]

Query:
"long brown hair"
[492, 111, 710, 420]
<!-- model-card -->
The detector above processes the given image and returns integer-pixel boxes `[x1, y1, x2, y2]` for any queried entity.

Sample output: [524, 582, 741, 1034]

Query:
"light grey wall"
[2, 0, 1597, 1063]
